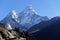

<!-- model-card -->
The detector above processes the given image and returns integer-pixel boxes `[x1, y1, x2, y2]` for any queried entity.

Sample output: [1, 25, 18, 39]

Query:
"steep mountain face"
[1, 5, 49, 30]
[1, 11, 27, 30]
[18, 5, 49, 28]
[29, 17, 60, 40]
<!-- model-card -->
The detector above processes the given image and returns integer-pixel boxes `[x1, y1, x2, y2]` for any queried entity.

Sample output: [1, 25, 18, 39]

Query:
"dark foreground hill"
[28, 17, 60, 40]
[0, 23, 35, 40]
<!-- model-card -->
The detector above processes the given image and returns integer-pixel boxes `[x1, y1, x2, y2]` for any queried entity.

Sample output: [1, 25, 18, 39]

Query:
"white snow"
[5, 22, 12, 30]
[32, 9, 38, 14]
[25, 5, 38, 15]
[12, 10, 18, 19]
[11, 10, 20, 23]
[15, 19, 20, 23]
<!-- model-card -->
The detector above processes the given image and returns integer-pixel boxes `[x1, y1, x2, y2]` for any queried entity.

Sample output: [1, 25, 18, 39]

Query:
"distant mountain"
[18, 5, 49, 29]
[28, 17, 60, 32]
[28, 17, 60, 40]
[1, 11, 27, 31]
[1, 5, 49, 30]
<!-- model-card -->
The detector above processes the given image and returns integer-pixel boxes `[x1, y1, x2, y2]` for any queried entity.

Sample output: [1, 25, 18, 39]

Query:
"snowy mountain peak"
[26, 5, 33, 10]
[12, 10, 16, 15]
[21, 5, 38, 15]
[26, 5, 36, 12]
[1, 5, 49, 30]
[11, 10, 18, 19]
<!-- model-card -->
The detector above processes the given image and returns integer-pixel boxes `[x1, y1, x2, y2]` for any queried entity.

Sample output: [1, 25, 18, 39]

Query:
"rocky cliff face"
[0, 23, 35, 40]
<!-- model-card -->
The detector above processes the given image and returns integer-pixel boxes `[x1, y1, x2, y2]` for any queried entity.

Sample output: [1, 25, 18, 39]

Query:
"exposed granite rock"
[0, 23, 35, 40]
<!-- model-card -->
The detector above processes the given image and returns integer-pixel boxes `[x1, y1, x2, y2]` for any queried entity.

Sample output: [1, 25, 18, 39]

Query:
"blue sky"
[0, 0, 60, 21]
